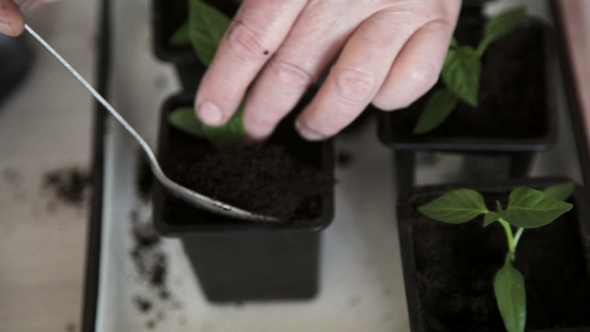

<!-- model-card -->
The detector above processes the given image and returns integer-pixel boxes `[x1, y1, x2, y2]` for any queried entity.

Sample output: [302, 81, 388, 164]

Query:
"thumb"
[0, 0, 25, 36]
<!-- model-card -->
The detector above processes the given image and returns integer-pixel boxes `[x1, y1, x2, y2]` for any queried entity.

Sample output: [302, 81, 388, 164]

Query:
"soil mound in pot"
[161, 135, 331, 222]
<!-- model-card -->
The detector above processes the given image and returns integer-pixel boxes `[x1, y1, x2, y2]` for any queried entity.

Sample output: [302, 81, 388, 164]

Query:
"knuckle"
[271, 57, 313, 88]
[226, 21, 267, 62]
[333, 67, 376, 105]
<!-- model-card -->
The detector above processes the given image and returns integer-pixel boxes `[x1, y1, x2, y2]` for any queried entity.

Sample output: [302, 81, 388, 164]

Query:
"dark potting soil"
[405, 193, 590, 332]
[160, 133, 331, 222]
[130, 210, 166, 291]
[130, 209, 182, 329]
[387, 19, 548, 140]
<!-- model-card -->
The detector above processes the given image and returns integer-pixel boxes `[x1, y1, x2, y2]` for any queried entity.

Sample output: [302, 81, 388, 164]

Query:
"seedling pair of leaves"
[167, 0, 245, 150]
[413, 7, 526, 134]
[418, 182, 575, 332]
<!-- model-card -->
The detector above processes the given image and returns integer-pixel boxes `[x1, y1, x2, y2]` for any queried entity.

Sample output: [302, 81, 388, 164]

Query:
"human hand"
[194, 0, 461, 141]
[0, 0, 57, 36]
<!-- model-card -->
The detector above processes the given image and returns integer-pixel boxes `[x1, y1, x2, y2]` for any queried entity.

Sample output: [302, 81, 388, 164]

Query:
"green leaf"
[484, 211, 501, 227]
[413, 89, 459, 134]
[543, 182, 575, 201]
[494, 257, 526, 332]
[168, 104, 245, 150]
[441, 46, 481, 107]
[418, 189, 488, 224]
[450, 37, 459, 48]
[502, 187, 573, 228]
[478, 7, 526, 56]
[188, 0, 231, 66]
[169, 22, 191, 46]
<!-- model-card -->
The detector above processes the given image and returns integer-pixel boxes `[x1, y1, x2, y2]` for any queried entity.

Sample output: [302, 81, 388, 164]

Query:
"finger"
[295, 10, 417, 140]
[242, 4, 360, 140]
[372, 20, 456, 111]
[194, 0, 307, 126]
[0, 0, 24, 36]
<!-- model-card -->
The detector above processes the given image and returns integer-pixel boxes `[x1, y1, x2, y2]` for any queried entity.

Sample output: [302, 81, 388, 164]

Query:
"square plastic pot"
[152, 93, 335, 303]
[378, 17, 559, 193]
[396, 177, 590, 332]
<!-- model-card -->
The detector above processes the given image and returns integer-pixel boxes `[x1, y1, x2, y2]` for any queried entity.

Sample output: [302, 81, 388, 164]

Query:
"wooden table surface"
[0, 2, 97, 331]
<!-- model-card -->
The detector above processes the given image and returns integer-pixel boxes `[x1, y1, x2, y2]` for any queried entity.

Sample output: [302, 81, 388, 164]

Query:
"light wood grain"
[0, 1, 97, 331]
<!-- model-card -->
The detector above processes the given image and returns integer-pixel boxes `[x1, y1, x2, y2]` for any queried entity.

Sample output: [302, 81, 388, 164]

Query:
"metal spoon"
[24, 24, 280, 223]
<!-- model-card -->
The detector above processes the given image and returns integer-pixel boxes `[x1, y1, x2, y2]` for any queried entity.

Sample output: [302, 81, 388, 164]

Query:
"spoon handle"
[24, 24, 159, 170]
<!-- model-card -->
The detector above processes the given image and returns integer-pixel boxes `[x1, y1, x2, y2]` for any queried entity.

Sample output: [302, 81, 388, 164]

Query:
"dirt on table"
[42, 166, 92, 208]
[129, 209, 182, 329]
[404, 192, 590, 332]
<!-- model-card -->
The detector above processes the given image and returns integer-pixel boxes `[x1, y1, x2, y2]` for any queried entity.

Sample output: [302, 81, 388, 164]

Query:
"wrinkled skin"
[0, 0, 57, 35]
[195, 0, 461, 141]
[0, 0, 461, 142]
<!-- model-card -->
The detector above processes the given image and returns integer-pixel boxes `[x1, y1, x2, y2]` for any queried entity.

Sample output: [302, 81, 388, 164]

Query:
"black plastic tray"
[81, 0, 590, 330]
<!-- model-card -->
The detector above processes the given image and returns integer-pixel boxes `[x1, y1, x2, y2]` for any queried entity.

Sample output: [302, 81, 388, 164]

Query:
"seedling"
[167, 0, 244, 150]
[418, 182, 575, 332]
[413, 7, 526, 134]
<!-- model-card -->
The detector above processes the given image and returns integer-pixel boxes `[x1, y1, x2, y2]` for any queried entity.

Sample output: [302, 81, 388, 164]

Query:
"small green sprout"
[168, 0, 243, 150]
[413, 7, 526, 134]
[418, 182, 575, 332]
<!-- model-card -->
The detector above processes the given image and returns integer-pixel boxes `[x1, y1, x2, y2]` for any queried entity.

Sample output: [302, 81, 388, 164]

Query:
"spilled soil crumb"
[337, 150, 354, 167]
[130, 209, 182, 329]
[42, 166, 91, 209]
[134, 295, 153, 313]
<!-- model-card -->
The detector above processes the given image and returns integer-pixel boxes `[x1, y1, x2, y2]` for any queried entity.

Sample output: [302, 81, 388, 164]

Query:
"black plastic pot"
[379, 17, 558, 193]
[397, 177, 590, 332]
[152, 93, 335, 303]
[152, 0, 239, 91]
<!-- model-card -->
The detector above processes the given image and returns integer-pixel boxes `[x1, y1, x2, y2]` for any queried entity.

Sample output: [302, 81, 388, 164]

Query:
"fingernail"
[0, 23, 15, 36]
[197, 101, 224, 125]
[295, 121, 324, 141]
